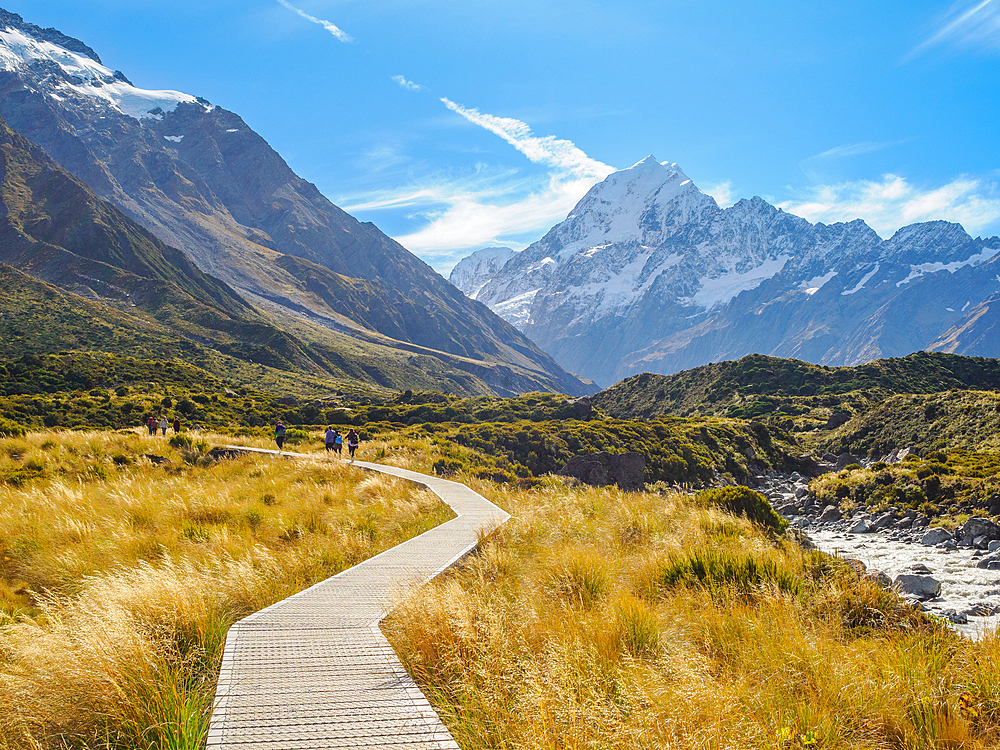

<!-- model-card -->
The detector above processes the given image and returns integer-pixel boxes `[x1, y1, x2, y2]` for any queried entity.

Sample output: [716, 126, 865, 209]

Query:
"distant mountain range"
[0, 7, 591, 397]
[451, 156, 1000, 387]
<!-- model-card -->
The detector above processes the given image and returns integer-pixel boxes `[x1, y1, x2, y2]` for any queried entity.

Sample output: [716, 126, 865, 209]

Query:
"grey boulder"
[819, 505, 843, 523]
[893, 574, 942, 600]
[920, 528, 952, 546]
[848, 518, 875, 534]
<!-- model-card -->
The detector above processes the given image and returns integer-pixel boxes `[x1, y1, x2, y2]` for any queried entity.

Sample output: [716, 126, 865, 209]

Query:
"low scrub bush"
[637, 548, 801, 598]
[696, 486, 788, 532]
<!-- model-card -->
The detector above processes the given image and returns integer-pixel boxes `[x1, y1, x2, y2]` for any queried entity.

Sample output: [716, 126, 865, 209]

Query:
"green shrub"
[168, 434, 193, 449]
[696, 486, 788, 532]
[0, 418, 25, 437]
[432, 458, 463, 476]
[640, 548, 801, 598]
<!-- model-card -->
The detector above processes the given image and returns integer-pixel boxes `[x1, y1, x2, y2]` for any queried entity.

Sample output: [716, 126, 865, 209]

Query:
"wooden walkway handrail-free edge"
[206, 446, 510, 749]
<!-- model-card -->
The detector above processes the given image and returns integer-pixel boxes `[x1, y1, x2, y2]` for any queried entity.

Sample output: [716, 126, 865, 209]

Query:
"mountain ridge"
[453, 157, 1000, 386]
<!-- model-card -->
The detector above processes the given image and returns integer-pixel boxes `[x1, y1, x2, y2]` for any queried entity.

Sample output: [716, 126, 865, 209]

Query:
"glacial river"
[809, 529, 1000, 639]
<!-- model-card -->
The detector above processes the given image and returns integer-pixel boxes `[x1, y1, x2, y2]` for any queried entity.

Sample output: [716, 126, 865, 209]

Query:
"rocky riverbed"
[756, 470, 1000, 638]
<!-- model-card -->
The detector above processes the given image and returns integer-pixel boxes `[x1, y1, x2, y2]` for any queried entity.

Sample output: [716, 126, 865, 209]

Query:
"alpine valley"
[452, 156, 1000, 387]
[0, 8, 591, 398]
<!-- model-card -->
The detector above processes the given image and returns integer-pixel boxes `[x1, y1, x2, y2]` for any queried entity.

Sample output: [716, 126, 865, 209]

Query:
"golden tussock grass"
[383, 477, 1000, 749]
[0, 429, 452, 750]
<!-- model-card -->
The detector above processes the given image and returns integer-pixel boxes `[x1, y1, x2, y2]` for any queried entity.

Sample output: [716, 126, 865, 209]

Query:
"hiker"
[275, 421, 286, 451]
[334, 429, 343, 455]
[147, 415, 156, 435]
[160, 416, 168, 436]
[325, 426, 336, 454]
[346, 428, 359, 461]
[172, 416, 181, 434]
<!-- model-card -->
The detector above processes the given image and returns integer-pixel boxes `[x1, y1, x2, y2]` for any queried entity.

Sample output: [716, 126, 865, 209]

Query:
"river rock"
[848, 518, 875, 534]
[990, 540, 1000, 553]
[894, 516, 914, 529]
[557, 451, 646, 490]
[906, 563, 934, 575]
[819, 505, 842, 522]
[873, 512, 896, 530]
[790, 517, 812, 529]
[795, 486, 809, 499]
[976, 553, 1000, 570]
[894, 573, 942, 600]
[920, 528, 953, 546]
[974, 535, 990, 550]
[941, 609, 969, 625]
[869, 571, 892, 590]
[959, 517, 1000, 546]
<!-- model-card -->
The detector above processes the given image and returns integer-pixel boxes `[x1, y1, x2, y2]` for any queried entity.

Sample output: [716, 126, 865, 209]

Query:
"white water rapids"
[809, 529, 1000, 638]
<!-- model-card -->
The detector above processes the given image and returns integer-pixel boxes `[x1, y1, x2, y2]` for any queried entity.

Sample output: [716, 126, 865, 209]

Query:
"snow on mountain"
[460, 157, 1000, 386]
[0, 23, 203, 120]
[449, 246, 517, 299]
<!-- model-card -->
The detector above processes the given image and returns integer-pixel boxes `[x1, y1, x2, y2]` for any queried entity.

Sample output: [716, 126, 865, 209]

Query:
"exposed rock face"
[0, 11, 590, 397]
[459, 156, 1000, 386]
[557, 451, 645, 490]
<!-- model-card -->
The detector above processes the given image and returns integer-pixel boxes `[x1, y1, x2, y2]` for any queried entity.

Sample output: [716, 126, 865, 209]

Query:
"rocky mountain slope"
[456, 156, 1000, 386]
[0, 8, 590, 397]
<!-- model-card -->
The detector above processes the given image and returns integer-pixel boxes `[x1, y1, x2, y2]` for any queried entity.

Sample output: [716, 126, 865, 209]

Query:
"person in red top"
[147, 415, 156, 436]
[172, 417, 181, 434]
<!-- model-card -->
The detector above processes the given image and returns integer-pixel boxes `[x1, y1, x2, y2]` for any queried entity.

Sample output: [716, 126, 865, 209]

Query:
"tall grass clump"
[0, 429, 452, 750]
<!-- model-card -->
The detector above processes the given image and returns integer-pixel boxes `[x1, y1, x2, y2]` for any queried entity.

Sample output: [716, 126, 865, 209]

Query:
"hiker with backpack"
[346, 428, 359, 461]
[325, 426, 336, 454]
[275, 422, 286, 451]
[334, 429, 343, 455]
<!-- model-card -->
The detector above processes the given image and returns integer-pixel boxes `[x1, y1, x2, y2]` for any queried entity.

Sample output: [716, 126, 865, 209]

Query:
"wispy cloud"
[910, 0, 1000, 56]
[440, 98, 613, 181]
[702, 180, 735, 208]
[814, 141, 908, 160]
[391, 75, 424, 92]
[777, 174, 1000, 238]
[340, 100, 616, 270]
[275, 0, 352, 42]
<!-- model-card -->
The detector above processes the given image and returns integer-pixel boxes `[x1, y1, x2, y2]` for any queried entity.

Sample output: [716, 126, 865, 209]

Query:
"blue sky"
[6, 0, 1000, 271]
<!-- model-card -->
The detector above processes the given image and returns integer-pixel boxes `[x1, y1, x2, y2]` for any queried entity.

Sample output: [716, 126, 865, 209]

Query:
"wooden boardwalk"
[207, 448, 509, 749]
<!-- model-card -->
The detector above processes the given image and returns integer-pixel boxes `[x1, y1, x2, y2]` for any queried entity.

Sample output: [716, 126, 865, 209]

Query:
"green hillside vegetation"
[826, 389, 1000, 457]
[594, 352, 1000, 432]
[812, 450, 1000, 521]
[418, 417, 798, 487]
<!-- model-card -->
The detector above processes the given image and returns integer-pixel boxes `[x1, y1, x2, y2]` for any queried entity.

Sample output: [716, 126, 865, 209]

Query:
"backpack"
[276, 425, 286, 438]
[335, 434, 343, 444]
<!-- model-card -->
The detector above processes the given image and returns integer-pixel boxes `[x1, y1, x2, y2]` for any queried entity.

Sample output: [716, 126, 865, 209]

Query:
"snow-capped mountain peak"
[0, 17, 205, 120]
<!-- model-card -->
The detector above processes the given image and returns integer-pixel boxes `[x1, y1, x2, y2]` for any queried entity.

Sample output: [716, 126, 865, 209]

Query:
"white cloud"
[702, 180, 735, 208]
[391, 75, 424, 92]
[911, 0, 1000, 56]
[275, 0, 352, 42]
[340, 100, 616, 270]
[777, 174, 1000, 238]
[440, 98, 613, 182]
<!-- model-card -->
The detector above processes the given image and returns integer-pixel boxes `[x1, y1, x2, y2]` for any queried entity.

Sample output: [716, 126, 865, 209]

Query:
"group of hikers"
[274, 422, 359, 460]
[146, 415, 181, 436]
